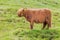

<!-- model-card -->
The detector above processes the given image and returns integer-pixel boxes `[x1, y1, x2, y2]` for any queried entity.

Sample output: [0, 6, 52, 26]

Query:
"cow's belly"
[34, 17, 46, 23]
[34, 19, 44, 23]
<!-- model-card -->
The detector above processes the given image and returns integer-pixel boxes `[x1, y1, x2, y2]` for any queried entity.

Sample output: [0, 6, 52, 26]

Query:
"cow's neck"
[23, 10, 32, 22]
[23, 10, 28, 18]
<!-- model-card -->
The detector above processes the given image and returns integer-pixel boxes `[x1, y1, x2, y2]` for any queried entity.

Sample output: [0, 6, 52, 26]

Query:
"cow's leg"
[30, 20, 34, 30]
[46, 16, 51, 29]
[42, 21, 47, 29]
[47, 21, 51, 29]
[47, 24, 50, 29]
[46, 20, 51, 29]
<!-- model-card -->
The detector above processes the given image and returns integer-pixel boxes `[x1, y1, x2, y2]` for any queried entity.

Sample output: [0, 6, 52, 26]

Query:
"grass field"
[0, 0, 60, 40]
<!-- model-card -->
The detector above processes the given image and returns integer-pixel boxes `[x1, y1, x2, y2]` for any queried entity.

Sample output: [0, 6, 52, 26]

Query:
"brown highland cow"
[17, 8, 51, 30]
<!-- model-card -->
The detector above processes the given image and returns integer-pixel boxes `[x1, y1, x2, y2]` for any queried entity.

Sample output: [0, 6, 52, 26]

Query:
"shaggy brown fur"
[17, 8, 51, 29]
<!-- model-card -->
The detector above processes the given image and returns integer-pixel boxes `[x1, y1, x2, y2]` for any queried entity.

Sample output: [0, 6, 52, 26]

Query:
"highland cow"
[17, 8, 51, 30]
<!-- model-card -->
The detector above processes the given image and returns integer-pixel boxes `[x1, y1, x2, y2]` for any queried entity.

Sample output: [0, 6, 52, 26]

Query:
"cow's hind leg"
[46, 19, 51, 29]
[46, 24, 50, 29]
[46, 22, 51, 29]
[42, 21, 47, 29]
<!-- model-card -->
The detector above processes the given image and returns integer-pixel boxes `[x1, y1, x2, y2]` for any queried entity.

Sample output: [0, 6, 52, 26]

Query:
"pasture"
[0, 0, 60, 40]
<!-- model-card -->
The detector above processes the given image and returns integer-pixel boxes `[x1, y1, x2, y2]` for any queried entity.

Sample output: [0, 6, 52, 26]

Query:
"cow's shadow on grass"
[14, 29, 60, 40]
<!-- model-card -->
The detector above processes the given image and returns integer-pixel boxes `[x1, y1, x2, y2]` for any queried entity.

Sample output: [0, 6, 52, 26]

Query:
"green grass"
[0, 0, 60, 40]
[13, 29, 60, 40]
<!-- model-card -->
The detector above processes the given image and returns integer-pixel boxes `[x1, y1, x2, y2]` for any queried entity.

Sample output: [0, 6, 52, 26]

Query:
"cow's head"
[17, 8, 24, 17]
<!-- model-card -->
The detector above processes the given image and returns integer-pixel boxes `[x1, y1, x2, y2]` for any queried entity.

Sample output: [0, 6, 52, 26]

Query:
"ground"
[0, 0, 60, 40]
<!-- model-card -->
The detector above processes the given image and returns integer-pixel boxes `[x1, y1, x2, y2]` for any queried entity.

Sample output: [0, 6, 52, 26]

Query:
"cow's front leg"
[30, 20, 34, 30]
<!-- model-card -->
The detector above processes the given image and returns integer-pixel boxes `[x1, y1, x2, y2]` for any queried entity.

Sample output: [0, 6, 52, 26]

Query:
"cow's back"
[27, 9, 46, 23]
[24, 8, 51, 23]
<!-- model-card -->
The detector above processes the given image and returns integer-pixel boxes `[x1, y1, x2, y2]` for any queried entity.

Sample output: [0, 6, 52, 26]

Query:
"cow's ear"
[24, 8, 27, 10]
[23, 9, 24, 12]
